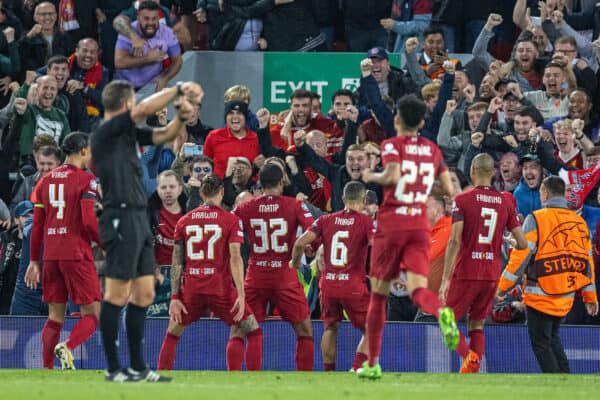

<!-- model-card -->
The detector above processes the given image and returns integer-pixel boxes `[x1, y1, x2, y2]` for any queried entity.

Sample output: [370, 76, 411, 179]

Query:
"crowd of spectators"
[0, 0, 600, 329]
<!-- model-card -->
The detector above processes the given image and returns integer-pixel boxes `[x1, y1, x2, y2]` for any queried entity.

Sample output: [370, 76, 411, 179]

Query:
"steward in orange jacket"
[497, 176, 598, 373]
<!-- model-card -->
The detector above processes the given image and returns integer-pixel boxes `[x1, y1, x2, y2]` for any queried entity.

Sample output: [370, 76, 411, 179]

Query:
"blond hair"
[224, 85, 251, 104]
[421, 82, 441, 101]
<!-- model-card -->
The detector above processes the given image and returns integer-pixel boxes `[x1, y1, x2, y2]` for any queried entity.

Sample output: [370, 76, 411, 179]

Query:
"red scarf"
[68, 54, 103, 116]
[58, 0, 79, 32]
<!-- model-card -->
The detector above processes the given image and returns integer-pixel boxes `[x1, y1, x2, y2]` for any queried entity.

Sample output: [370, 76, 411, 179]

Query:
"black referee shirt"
[90, 111, 153, 209]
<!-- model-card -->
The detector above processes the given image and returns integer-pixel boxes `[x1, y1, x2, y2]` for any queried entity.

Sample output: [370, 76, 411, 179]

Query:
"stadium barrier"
[1, 317, 599, 372]
[170, 51, 476, 129]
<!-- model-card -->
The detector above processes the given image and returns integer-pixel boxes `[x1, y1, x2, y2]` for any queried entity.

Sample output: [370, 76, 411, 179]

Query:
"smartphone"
[183, 145, 203, 157]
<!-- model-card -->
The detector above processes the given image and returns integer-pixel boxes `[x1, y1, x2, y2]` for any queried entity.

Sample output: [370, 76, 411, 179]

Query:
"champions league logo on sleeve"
[382, 143, 398, 156]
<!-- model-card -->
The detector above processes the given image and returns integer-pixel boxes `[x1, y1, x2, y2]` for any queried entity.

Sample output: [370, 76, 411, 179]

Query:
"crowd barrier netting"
[1, 317, 599, 372]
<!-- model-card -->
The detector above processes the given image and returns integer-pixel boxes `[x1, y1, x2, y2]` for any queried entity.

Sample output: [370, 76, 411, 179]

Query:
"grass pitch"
[1, 370, 600, 400]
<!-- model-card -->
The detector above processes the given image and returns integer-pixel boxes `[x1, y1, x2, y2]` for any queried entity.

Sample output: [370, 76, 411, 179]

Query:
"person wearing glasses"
[170, 153, 214, 211]
[223, 157, 254, 209]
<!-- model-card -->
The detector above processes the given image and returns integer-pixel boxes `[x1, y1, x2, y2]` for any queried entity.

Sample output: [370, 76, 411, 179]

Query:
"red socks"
[245, 328, 263, 371]
[366, 292, 387, 367]
[42, 319, 63, 369]
[456, 332, 469, 358]
[351, 352, 368, 371]
[66, 315, 98, 351]
[158, 332, 180, 370]
[411, 288, 442, 318]
[226, 337, 245, 371]
[469, 329, 485, 358]
[295, 336, 314, 371]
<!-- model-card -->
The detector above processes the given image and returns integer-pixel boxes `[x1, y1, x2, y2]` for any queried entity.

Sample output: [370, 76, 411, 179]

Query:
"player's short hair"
[38, 145, 61, 160]
[395, 94, 426, 130]
[200, 174, 223, 197]
[290, 89, 312, 102]
[137, 0, 160, 13]
[331, 89, 355, 105]
[48, 55, 68, 69]
[102, 80, 134, 112]
[157, 169, 183, 186]
[421, 82, 441, 101]
[342, 181, 366, 203]
[541, 176, 565, 197]
[60, 132, 89, 155]
[545, 62, 565, 73]
[224, 84, 251, 104]
[466, 102, 488, 114]
[259, 163, 283, 189]
[32, 134, 57, 154]
[471, 153, 495, 177]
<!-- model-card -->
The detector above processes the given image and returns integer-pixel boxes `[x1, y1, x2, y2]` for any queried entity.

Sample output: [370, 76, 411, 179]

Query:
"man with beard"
[473, 14, 542, 92]
[511, 63, 569, 122]
[203, 101, 260, 179]
[270, 89, 339, 156]
[16, 75, 70, 159]
[36, 55, 88, 132]
[67, 38, 109, 123]
[513, 154, 544, 218]
[114, 1, 182, 99]
[477, 73, 498, 103]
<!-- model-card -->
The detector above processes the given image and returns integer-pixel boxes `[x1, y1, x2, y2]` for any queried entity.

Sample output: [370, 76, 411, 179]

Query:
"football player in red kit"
[158, 175, 262, 371]
[440, 153, 527, 373]
[358, 95, 459, 379]
[25, 132, 102, 370]
[291, 181, 374, 372]
[235, 163, 315, 371]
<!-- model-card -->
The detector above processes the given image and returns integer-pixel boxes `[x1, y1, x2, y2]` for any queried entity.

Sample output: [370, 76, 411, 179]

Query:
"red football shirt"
[33, 164, 98, 261]
[203, 127, 260, 178]
[452, 187, 520, 281]
[311, 209, 374, 298]
[234, 195, 314, 289]
[376, 135, 447, 232]
[154, 206, 184, 266]
[304, 167, 331, 211]
[174, 204, 244, 296]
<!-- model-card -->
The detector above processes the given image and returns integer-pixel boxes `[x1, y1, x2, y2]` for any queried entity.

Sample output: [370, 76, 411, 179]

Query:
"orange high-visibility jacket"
[498, 204, 597, 317]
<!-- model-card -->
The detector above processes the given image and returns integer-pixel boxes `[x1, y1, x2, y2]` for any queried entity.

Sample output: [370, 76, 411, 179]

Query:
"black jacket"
[343, 0, 393, 30]
[262, 0, 325, 51]
[357, 67, 418, 108]
[18, 30, 74, 72]
[210, 0, 276, 50]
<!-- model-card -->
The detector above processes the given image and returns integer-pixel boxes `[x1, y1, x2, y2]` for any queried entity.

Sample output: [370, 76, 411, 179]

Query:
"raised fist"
[471, 131, 484, 147]
[488, 96, 504, 113]
[256, 108, 270, 129]
[486, 13, 503, 30]
[572, 118, 584, 134]
[442, 60, 455, 74]
[360, 58, 373, 78]
[14, 97, 27, 115]
[445, 99, 457, 114]
[345, 105, 359, 123]
[294, 129, 308, 146]
[2, 27, 14, 43]
[405, 37, 419, 54]
[463, 84, 476, 102]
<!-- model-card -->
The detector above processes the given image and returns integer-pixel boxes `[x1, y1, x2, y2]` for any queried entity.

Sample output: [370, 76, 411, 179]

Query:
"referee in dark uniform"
[91, 79, 202, 382]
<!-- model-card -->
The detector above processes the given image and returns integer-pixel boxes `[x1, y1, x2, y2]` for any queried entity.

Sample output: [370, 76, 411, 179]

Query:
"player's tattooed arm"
[171, 240, 185, 296]
[112, 14, 135, 38]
